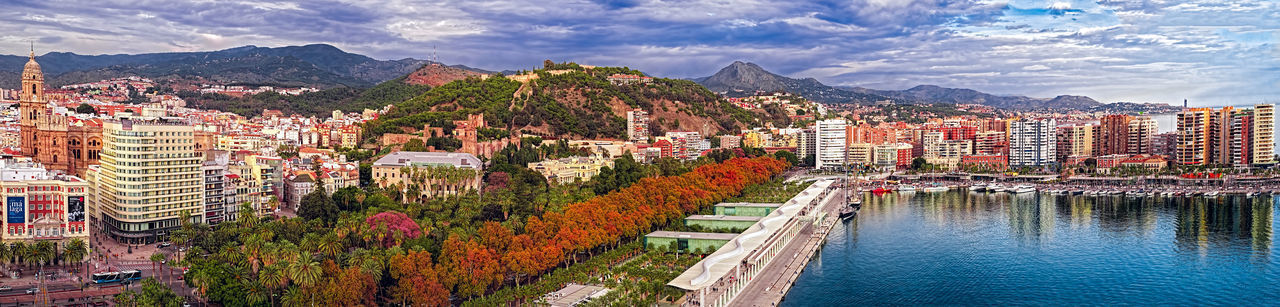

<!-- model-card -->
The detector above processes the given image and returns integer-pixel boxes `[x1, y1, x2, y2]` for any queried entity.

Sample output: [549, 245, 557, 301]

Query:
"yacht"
[1013, 185, 1036, 194]
[1203, 191, 1220, 197]
[968, 184, 986, 192]
[897, 185, 917, 193]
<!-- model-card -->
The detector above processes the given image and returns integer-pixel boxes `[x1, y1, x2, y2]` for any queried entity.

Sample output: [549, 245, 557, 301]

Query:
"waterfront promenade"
[728, 184, 847, 307]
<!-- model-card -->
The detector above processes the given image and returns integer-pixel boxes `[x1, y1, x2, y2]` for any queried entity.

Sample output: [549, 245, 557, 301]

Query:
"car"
[0, 285, 11, 291]
[25, 288, 38, 294]
[156, 242, 172, 248]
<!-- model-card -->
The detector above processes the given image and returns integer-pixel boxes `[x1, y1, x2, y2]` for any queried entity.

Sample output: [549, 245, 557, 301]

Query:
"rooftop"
[684, 215, 763, 222]
[714, 202, 782, 208]
[373, 151, 482, 169]
[644, 231, 740, 241]
[668, 179, 834, 291]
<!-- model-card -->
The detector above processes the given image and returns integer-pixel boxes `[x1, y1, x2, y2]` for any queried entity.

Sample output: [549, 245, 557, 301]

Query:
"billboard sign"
[68, 196, 84, 222]
[6, 197, 23, 224]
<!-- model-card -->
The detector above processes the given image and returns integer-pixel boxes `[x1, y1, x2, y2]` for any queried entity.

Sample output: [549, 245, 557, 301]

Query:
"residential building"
[814, 119, 848, 169]
[1253, 104, 1275, 166]
[1009, 118, 1056, 168]
[1096, 114, 1133, 155]
[1055, 124, 1094, 162]
[372, 151, 483, 199]
[1176, 108, 1212, 165]
[90, 117, 202, 244]
[975, 131, 1008, 156]
[797, 128, 816, 160]
[626, 109, 650, 142]
[1127, 116, 1158, 155]
[719, 135, 741, 149]
[847, 143, 873, 166]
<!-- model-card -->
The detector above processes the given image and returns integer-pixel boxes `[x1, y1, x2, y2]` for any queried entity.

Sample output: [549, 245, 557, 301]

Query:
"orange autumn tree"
[389, 250, 450, 306]
[440, 156, 788, 299]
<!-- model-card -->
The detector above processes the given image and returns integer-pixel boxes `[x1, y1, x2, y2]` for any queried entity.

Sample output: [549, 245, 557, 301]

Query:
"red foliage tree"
[365, 211, 423, 247]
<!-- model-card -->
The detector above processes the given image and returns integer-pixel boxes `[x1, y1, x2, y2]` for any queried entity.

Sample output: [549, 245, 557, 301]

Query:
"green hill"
[364, 63, 769, 141]
[184, 75, 433, 117]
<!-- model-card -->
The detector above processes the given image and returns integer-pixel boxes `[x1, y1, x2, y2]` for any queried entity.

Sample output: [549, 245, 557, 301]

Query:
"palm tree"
[316, 234, 343, 260]
[10, 242, 26, 268]
[258, 264, 287, 306]
[33, 241, 54, 267]
[63, 239, 88, 280]
[0, 243, 10, 271]
[287, 253, 322, 304]
[149, 252, 166, 284]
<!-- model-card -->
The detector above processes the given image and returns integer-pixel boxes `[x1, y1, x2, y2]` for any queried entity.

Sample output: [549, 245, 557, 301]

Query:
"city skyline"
[4, 0, 1280, 107]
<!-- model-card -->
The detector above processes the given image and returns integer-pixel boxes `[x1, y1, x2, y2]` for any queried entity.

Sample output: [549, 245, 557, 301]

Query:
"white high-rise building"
[1009, 118, 1056, 168]
[814, 119, 848, 169]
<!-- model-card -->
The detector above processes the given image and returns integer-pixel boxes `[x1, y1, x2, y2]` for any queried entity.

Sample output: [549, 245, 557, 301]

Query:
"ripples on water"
[780, 192, 1280, 306]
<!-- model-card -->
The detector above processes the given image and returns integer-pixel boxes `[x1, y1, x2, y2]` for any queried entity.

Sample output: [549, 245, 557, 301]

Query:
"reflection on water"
[783, 191, 1280, 306]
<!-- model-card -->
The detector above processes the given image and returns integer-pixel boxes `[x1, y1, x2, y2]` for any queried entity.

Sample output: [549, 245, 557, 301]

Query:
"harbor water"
[781, 191, 1280, 305]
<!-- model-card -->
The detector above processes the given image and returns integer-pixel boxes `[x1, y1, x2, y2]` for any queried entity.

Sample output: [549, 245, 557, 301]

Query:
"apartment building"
[1176, 108, 1212, 165]
[1127, 116, 1158, 155]
[1009, 118, 1056, 167]
[814, 119, 848, 169]
[1055, 124, 1094, 162]
[627, 109, 650, 142]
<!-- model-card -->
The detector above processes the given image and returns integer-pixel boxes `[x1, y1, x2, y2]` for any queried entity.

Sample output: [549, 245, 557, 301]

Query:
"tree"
[911, 157, 927, 170]
[114, 278, 183, 307]
[75, 103, 96, 114]
[298, 187, 338, 223]
[389, 250, 449, 306]
[150, 252, 167, 283]
[365, 212, 423, 248]
[63, 238, 88, 277]
[773, 150, 799, 166]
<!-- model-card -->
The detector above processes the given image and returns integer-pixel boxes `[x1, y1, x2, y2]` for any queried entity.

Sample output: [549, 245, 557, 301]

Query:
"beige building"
[89, 117, 202, 244]
[1176, 108, 1212, 165]
[1056, 124, 1094, 162]
[1252, 104, 1275, 166]
[1127, 116, 1158, 155]
[373, 151, 483, 199]
[847, 143, 873, 165]
[528, 155, 614, 184]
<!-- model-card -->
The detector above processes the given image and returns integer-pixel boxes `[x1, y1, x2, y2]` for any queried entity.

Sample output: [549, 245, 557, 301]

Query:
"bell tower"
[19, 45, 46, 157]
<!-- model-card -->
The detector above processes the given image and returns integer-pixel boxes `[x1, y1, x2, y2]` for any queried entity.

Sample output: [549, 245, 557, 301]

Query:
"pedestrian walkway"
[728, 184, 846, 307]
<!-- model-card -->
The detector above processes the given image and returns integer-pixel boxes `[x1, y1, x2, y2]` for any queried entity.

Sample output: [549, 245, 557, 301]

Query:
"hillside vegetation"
[366, 63, 768, 141]
[185, 75, 433, 117]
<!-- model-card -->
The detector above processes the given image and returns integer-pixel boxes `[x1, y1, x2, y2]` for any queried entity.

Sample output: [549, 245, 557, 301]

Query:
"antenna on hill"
[431, 45, 439, 64]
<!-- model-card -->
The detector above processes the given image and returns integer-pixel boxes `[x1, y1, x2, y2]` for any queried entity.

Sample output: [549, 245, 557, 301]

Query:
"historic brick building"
[18, 50, 102, 176]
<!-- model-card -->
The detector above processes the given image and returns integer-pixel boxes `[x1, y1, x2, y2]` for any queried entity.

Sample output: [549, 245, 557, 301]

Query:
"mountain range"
[0, 44, 490, 88]
[694, 61, 1118, 110]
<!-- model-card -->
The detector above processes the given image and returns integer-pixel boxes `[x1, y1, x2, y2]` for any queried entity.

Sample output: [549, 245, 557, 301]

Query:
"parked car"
[156, 242, 172, 248]
[0, 285, 11, 291]
[25, 288, 38, 294]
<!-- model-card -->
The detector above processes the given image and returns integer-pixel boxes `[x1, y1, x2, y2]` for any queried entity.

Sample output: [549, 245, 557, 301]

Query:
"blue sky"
[2, 0, 1279, 106]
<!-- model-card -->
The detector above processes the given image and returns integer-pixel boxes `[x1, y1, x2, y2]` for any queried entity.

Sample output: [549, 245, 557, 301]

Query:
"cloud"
[0, 0, 1278, 106]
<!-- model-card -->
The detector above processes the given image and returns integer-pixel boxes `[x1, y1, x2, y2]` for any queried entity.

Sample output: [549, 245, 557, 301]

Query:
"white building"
[814, 119, 848, 169]
[627, 110, 650, 142]
[1009, 118, 1056, 168]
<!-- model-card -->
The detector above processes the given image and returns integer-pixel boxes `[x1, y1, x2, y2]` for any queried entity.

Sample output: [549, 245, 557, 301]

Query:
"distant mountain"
[693, 61, 896, 104]
[0, 44, 488, 88]
[846, 84, 1102, 110]
[696, 61, 1109, 110]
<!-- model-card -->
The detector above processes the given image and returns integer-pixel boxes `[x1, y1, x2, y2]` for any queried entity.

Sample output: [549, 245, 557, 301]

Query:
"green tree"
[75, 103, 96, 114]
[911, 157, 928, 170]
[773, 150, 799, 166]
[298, 187, 338, 223]
[114, 278, 183, 307]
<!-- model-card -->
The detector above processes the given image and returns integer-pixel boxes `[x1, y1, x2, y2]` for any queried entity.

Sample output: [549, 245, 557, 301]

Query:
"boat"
[1013, 185, 1036, 194]
[923, 185, 948, 193]
[1204, 191, 1220, 197]
[968, 184, 986, 192]
[1070, 189, 1084, 195]
[1246, 192, 1259, 198]
[1126, 190, 1144, 197]
[871, 186, 892, 194]
[839, 206, 857, 219]
[898, 185, 917, 193]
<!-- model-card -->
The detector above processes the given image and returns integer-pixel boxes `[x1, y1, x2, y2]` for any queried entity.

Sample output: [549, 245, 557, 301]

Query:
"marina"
[781, 190, 1280, 305]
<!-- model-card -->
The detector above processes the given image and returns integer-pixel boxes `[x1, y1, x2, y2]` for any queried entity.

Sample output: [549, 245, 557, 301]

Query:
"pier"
[668, 179, 849, 307]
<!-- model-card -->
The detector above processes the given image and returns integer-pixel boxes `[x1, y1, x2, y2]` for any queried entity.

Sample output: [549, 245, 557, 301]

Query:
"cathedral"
[19, 49, 102, 175]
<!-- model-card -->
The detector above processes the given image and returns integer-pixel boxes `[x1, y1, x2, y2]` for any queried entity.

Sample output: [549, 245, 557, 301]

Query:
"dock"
[727, 185, 846, 307]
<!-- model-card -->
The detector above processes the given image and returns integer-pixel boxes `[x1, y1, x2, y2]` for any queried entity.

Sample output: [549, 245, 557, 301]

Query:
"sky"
[1, 0, 1279, 106]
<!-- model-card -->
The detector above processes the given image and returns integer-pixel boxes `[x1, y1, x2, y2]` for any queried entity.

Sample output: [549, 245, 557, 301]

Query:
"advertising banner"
[68, 196, 84, 222]
[6, 197, 23, 224]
